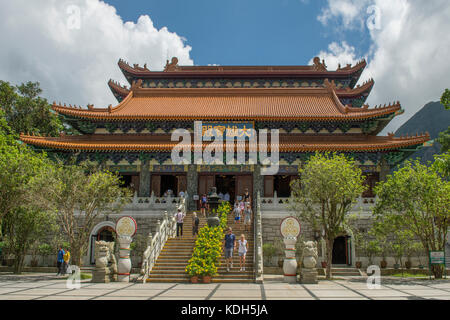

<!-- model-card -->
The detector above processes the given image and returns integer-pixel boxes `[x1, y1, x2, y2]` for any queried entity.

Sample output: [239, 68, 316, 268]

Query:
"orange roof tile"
[53, 82, 400, 122]
[20, 133, 430, 153]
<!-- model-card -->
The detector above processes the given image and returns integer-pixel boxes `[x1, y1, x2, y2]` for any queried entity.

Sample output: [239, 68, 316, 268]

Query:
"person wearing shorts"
[224, 227, 236, 272]
[233, 200, 241, 224]
[238, 234, 248, 272]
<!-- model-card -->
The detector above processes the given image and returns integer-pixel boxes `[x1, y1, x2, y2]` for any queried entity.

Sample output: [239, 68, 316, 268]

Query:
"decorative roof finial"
[312, 57, 327, 71]
[164, 57, 179, 72]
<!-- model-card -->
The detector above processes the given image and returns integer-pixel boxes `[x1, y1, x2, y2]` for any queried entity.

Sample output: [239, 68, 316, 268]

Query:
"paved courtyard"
[0, 273, 449, 300]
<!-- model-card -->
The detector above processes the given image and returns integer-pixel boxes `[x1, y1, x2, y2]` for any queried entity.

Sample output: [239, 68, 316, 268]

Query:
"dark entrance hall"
[332, 236, 348, 265]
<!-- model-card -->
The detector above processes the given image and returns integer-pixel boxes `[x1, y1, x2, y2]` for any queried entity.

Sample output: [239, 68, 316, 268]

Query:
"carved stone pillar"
[187, 164, 198, 211]
[139, 160, 151, 197]
[253, 164, 263, 204]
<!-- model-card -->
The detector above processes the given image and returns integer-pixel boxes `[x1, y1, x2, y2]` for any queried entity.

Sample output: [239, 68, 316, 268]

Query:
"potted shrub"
[274, 239, 284, 268]
[185, 258, 202, 283]
[363, 240, 381, 268]
[201, 258, 217, 283]
[378, 238, 390, 269]
[262, 243, 276, 267]
[392, 244, 404, 270]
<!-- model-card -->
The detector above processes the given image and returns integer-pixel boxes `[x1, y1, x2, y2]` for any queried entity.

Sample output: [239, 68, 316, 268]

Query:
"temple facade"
[21, 57, 430, 267]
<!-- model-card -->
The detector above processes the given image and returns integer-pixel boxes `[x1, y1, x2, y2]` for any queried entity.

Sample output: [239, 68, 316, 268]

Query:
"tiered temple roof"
[58, 80, 396, 122]
[20, 57, 429, 166]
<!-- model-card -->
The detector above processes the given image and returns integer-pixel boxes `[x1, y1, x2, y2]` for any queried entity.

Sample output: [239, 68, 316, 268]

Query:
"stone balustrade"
[138, 196, 184, 283]
[124, 191, 185, 211]
[254, 192, 264, 283]
[260, 192, 377, 215]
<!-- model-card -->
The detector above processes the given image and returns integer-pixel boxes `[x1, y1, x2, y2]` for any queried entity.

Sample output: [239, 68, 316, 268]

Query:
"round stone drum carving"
[280, 216, 301, 238]
[116, 216, 137, 237]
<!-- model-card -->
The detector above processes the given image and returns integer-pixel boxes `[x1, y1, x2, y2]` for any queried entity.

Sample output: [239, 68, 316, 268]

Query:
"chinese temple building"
[20, 57, 430, 271]
[21, 57, 429, 207]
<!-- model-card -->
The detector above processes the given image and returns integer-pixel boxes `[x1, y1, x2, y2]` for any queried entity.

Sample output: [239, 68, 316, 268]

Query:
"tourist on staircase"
[192, 212, 200, 237]
[238, 234, 248, 272]
[175, 208, 186, 238]
[224, 227, 236, 272]
[199, 194, 208, 218]
[234, 200, 241, 224]
[243, 203, 252, 232]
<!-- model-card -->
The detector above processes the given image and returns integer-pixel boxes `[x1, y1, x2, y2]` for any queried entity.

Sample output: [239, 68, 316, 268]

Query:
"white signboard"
[115, 216, 137, 237]
[429, 251, 445, 265]
[280, 216, 301, 238]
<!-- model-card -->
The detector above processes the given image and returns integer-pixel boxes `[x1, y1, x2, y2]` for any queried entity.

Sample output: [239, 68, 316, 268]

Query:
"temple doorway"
[119, 173, 139, 194]
[215, 175, 235, 202]
[332, 236, 348, 265]
[89, 222, 116, 265]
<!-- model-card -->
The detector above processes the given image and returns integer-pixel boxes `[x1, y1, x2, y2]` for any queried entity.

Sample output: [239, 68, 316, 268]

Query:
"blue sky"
[103, 0, 371, 66]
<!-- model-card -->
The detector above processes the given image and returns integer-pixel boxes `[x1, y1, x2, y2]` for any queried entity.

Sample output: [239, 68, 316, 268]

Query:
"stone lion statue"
[302, 241, 318, 269]
[93, 241, 117, 282]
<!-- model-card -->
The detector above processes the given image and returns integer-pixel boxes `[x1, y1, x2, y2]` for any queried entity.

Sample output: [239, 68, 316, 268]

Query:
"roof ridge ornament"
[164, 57, 179, 72]
[131, 79, 143, 91]
[312, 57, 327, 71]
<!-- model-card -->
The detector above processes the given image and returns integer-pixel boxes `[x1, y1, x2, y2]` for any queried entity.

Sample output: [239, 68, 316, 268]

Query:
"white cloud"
[0, 0, 194, 107]
[316, 0, 450, 133]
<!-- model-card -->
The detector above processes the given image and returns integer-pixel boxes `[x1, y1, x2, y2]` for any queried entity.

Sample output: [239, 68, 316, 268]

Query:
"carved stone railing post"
[254, 192, 264, 283]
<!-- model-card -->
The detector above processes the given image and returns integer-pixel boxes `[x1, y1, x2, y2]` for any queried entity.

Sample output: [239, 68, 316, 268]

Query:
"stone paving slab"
[309, 289, 363, 298]
[155, 289, 212, 298]
[104, 289, 163, 297]
[0, 272, 449, 300]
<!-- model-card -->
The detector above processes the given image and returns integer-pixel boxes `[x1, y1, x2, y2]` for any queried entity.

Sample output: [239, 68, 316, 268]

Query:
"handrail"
[137, 197, 185, 283]
[254, 191, 264, 283]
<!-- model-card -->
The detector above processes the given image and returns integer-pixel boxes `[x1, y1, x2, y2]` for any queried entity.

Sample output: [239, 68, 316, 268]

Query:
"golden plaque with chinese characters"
[280, 216, 301, 238]
[115, 216, 137, 237]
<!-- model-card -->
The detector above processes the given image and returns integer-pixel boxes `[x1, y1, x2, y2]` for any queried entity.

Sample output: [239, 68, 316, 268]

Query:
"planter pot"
[321, 261, 327, 268]
[405, 261, 412, 269]
[190, 276, 199, 284]
[380, 260, 387, 269]
[355, 261, 362, 269]
[202, 275, 212, 283]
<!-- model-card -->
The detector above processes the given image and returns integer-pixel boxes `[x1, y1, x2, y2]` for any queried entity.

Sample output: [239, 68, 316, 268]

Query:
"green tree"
[0, 111, 52, 237]
[374, 160, 450, 278]
[34, 162, 132, 266]
[3, 206, 57, 274]
[438, 89, 450, 152]
[290, 153, 366, 279]
[0, 80, 62, 136]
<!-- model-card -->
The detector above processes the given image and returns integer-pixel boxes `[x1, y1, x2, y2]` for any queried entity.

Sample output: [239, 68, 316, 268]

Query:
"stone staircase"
[146, 210, 255, 283]
[329, 267, 362, 277]
[146, 212, 207, 283]
[212, 212, 254, 283]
